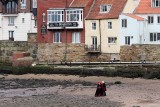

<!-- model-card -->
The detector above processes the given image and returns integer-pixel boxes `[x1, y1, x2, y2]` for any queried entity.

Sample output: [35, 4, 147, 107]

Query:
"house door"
[9, 31, 14, 41]
[92, 36, 97, 49]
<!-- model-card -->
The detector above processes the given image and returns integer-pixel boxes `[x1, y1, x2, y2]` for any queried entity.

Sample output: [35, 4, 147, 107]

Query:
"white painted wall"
[122, 0, 140, 13]
[137, 14, 160, 44]
[100, 19, 120, 53]
[0, 14, 2, 40]
[85, 19, 120, 53]
[85, 20, 100, 46]
[0, 13, 37, 41]
[120, 14, 147, 45]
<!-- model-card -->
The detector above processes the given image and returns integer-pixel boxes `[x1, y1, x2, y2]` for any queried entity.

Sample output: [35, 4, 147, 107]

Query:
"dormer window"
[100, 5, 111, 13]
[152, 0, 160, 8]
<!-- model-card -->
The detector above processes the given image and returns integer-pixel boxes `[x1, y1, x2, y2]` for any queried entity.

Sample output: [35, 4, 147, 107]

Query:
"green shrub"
[0, 65, 160, 79]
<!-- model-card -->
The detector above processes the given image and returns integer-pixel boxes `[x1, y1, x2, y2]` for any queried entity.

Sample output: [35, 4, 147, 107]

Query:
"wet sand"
[0, 74, 160, 107]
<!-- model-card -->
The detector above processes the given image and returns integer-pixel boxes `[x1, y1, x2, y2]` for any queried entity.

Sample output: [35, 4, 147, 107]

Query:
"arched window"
[6, 1, 18, 14]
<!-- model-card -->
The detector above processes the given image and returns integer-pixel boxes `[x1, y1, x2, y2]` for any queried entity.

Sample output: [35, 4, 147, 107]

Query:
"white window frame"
[150, 33, 160, 41]
[47, 10, 64, 22]
[92, 22, 96, 30]
[66, 9, 83, 22]
[152, 0, 160, 7]
[108, 22, 112, 29]
[8, 17, 14, 25]
[21, 0, 26, 9]
[125, 36, 131, 45]
[54, 32, 61, 43]
[100, 5, 111, 13]
[122, 19, 127, 28]
[72, 32, 80, 43]
[33, 0, 37, 8]
[108, 37, 117, 44]
[148, 16, 154, 24]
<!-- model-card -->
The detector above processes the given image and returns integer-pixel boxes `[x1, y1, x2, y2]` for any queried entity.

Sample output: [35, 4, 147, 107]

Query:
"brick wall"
[18, 0, 31, 13]
[0, 2, 2, 12]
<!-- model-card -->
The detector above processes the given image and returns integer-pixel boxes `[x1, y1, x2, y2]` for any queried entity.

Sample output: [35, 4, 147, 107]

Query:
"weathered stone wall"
[120, 44, 160, 62]
[37, 43, 114, 63]
[0, 41, 37, 63]
[38, 43, 85, 62]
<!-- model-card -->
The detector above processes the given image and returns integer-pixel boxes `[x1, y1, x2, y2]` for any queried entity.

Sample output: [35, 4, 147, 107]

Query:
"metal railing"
[84, 45, 101, 52]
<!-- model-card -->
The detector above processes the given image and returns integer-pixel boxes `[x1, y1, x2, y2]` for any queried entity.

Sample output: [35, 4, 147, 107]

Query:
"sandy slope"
[0, 74, 160, 107]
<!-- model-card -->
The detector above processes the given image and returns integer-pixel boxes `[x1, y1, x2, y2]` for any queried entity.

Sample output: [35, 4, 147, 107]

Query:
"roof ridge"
[85, 0, 96, 19]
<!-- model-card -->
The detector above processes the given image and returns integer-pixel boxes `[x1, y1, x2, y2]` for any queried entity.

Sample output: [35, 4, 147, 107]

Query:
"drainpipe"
[64, 0, 67, 63]
[98, 19, 102, 53]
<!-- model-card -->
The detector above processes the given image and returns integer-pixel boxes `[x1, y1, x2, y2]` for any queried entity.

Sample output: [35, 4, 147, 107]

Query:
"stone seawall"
[0, 41, 37, 63]
[120, 44, 160, 62]
[37, 43, 115, 63]
[2, 42, 160, 64]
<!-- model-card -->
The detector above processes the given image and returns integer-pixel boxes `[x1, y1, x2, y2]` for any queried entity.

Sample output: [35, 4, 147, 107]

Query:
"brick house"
[37, 0, 94, 62]
[37, 0, 93, 43]
[0, 0, 37, 41]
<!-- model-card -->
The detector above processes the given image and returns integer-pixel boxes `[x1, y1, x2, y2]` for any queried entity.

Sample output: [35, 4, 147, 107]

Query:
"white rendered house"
[120, 14, 147, 45]
[0, 0, 37, 41]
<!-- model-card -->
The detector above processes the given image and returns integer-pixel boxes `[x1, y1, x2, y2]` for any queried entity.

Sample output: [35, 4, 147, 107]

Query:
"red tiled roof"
[69, 0, 91, 7]
[86, 0, 127, 19]
[135, 0, 160, 14]
[124, 13, 145, 21]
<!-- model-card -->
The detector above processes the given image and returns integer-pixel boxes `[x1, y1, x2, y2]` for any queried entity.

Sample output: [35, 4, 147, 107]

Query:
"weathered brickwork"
[120, 44, 160, 62]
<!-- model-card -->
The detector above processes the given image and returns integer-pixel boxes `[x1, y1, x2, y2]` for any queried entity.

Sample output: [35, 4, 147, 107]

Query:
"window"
[157, 16, 160, 23]
[41, 25, 47, 35]
[72, 32, 80, 43]
[33, 0, 37, 8]
[92, 22, 96, 30]
[148, 16, 154, 24]
[48, 10, 64, 22]
[21, 0, 26, 9]
[122, 19, 127, 28]
[8, 17, 14, 25]
[54, 32, 61, 43]
[9, 31, 14, 41]
[108, 22, 112, 29]
[34, 20, 37, 27]
[125, 36, 131, 45]
[108, 37, 117, 44]
[22, 18, 25, 23]
[66, 9, 83, 22]
[152, 0, 160, 7]
[42, 13, 46, 22]
[150, 33, 160, 41]
[100, 5, 111, 13]
[6, 1, 18, 14]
